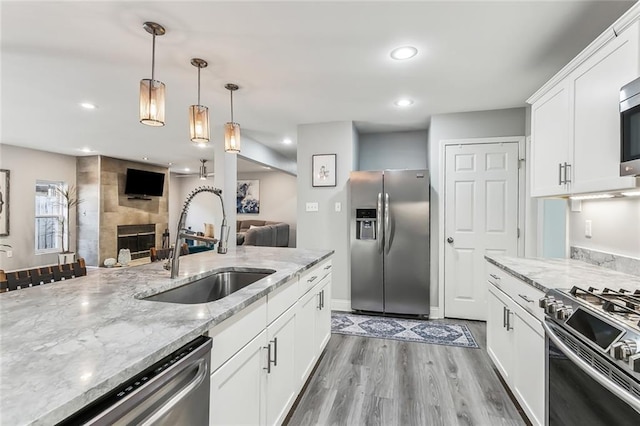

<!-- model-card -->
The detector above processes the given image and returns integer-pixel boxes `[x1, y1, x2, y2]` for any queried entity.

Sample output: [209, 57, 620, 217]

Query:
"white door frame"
[437, 136, 526, 317]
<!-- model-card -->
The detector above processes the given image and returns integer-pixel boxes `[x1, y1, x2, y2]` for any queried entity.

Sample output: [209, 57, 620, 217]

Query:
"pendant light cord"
[230, 90, 234, 122]
[197, 66, 201, 106]
[151, 33, 156, 82]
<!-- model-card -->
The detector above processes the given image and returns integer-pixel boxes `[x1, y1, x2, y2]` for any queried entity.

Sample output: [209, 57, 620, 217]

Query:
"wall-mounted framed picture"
[312, 154, 336, 187]
[0, 169, 9, 236]
[237, 179, 260, 214]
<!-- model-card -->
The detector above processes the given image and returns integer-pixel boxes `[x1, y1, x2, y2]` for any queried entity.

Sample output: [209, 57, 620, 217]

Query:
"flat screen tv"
[124, 168, 165, 198]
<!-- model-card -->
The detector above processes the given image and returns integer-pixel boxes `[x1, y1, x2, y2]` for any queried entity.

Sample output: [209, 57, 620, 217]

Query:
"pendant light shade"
[140, 22, 166, 126]
[224, 83, 241, 153]
[189, 58, 210, 143]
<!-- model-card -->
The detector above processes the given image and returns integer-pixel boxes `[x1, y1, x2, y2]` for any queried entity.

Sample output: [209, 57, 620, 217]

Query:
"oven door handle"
[543, 320, 640, 414]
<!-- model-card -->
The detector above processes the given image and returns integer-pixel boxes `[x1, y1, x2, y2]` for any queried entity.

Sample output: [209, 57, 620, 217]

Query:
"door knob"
[447, 237, 454, 244]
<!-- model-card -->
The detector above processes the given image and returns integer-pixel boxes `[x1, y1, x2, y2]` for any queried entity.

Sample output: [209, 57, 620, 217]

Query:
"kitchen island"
[0, 246, 333, 425]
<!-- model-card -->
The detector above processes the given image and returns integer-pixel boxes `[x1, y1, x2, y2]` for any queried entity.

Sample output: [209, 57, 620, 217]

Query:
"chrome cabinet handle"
[519, 294, 534, 303]
[307, 275, 318, 283]
[558, 163, 564, 185]
[264, 343, 272, 374]
[506, 310, 513, 331]
[489, 274, 500, 280]
[377, 193, 383, 253]
[323, 265, 332, 270]
[271, 337, 278, 367]
[503, 306, 508, 328]
[564, 162, 572, 184]
[321, 289, 325, 309]
[317, 292, 322, 310]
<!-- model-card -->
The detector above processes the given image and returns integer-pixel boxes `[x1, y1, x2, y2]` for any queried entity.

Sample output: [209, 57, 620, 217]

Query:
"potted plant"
[54, 184, 82, 264]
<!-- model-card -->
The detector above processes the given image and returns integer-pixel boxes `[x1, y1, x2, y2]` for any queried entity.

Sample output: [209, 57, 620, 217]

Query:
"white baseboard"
[429, 306, 442, 319]
[331, 298, 352, 312]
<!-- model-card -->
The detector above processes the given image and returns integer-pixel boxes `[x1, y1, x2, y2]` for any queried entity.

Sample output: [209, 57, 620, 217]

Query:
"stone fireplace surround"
[77, 156, 169, 267]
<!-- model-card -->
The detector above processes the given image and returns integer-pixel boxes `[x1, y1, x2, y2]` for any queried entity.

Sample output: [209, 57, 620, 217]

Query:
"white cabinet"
[572, 25, 640, 194]
[531, 81, 572, 197]
[210, 330, 267, 426]
[209, 256, 333, 426]
[265, 305, 297, 426]
[486, 264, 545, 426]
[529, 21, 640, 197]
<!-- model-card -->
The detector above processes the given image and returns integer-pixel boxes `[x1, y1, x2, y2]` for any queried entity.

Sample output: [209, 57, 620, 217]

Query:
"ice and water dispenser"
[355, 208, 377, 240]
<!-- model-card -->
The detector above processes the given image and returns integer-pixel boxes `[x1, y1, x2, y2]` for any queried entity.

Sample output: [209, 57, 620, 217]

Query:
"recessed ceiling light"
[283, 138, 292, 145]
[168, 162, 173, 166]
[184, 168, 190, 172]
[621, 191, 640, 197]
[142, 157, 149, 161]
[394, 99, 414, 107]
[390, 46, 418, 60]
[80, 147, 93, 153]
[80, 102, 97, 110]
[262, 166, 271, 170]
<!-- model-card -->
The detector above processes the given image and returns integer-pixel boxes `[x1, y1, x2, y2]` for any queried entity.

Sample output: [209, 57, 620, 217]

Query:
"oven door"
[543, 319, 640, 425]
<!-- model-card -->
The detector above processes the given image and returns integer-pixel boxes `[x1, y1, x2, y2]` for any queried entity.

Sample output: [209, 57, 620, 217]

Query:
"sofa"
[236, 220, 290, 247]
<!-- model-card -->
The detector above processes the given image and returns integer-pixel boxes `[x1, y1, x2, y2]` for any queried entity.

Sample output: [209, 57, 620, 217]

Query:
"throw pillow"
[249, 225, 260, 230]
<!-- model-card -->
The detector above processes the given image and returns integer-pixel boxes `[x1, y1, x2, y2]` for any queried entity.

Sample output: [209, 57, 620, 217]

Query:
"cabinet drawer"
[267, 278, 298, 325]
[487, 263, 513, 296]
[209, 298, 267, 372]
[299, 259, 332, 297]
[511, 280, 544, 323]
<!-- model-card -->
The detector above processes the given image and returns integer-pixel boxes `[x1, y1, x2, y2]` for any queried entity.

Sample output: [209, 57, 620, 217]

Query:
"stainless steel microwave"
[620, 76, 640, 176]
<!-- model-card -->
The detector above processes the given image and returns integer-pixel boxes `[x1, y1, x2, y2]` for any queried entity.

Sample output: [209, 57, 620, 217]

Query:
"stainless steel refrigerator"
[350, 169, 430, 316]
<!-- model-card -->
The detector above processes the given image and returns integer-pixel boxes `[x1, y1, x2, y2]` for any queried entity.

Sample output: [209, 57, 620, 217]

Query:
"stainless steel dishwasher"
[58, 336, 212, 425]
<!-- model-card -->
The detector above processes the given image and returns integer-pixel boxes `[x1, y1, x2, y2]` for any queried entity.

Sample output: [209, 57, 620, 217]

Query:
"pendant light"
[199, 159, 208, 180]
[189, 58, 210, 143]
[139, 22, 166, 126]
[224, 83, 241, 153]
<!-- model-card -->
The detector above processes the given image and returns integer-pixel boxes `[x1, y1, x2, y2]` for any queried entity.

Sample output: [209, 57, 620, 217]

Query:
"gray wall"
[0, 144, 77, 270]
[542, 199, 567, 258]
[428, 107, 526, 314]
[238, 170, 297, 247]
[358, 130, 428, 171]
[297, 121, 356, 305]
[239, 137, 297, 176]
[569, 197, 640, 258]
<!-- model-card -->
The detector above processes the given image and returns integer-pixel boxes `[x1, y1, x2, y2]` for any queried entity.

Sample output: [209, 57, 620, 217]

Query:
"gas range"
[540, 285, 640, 377]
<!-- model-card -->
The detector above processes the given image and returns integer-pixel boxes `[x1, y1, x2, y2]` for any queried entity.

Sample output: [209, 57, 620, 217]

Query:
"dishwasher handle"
[139, 358, 208, 426]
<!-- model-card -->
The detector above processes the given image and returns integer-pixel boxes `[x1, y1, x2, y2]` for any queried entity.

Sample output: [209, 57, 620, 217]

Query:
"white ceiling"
[1, 1, 635, 173]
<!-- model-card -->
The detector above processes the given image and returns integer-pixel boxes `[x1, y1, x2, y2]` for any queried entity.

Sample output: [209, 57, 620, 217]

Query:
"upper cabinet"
[529, 12, 640, 197]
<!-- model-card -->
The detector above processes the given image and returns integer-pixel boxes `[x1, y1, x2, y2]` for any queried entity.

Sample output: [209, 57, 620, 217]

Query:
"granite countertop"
[485, 255, 640, 293]
[0, 246, 333, 426]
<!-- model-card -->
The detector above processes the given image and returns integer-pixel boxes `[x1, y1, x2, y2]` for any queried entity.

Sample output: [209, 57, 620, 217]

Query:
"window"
[35, 181, 65, 254]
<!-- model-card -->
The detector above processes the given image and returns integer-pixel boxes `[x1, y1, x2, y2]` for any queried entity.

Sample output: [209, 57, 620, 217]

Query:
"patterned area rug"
[331, 312, 479, 349]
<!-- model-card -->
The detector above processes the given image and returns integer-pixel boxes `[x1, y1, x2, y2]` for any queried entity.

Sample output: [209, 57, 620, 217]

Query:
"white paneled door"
[444, 143, 519, 320]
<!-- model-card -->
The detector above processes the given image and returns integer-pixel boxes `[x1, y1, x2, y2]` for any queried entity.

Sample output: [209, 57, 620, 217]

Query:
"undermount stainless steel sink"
[144, 269, 275, 304]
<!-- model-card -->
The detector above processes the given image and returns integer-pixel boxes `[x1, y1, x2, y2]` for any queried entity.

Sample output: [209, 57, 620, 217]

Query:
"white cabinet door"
[315, 276, 332, 353]
[294, 284, 318, 389]
[512, 310, 545, 426]
[572, 22, 640, 194]
[210, 330, 267, 426]
[487, 286, 514, 382]
[531, 81, 572, 197]
[265, 305, 297, 426]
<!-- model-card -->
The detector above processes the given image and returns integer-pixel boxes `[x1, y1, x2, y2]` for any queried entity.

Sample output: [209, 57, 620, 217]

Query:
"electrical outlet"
[335, 202, 341, 212]
[6, 250, 13, 258]
[306, 202, 319, 212]
[585, 220, 592, 238]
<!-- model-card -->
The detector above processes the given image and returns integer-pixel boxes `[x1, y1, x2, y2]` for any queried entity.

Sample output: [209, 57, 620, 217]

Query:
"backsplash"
[571, 246, 640, 277]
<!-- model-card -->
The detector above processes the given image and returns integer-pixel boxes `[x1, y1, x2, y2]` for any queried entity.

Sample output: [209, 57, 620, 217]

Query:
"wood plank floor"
[286, 319, 527, 426]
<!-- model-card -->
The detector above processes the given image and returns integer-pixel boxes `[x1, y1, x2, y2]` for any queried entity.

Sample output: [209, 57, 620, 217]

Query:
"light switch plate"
[306, 202, 319, 212]
[585, 220, 592, 238]
[6, 250, 12, 258]
[335, 202, 341, 212]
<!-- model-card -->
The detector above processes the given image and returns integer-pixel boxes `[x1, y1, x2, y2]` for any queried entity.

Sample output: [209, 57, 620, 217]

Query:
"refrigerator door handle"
[384, 193, 390, 251]
[377, 192, 383, 253]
